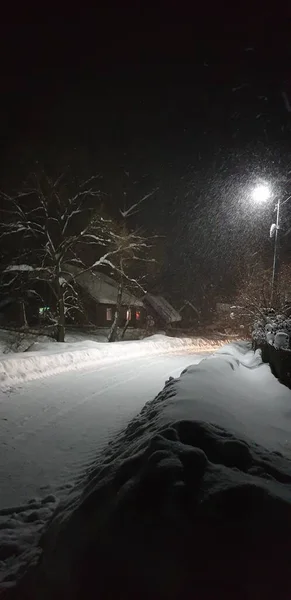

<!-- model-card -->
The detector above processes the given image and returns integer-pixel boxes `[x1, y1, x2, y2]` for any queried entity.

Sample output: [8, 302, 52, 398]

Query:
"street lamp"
[270, 196, 280, 307]
[251, 183, 280, 306]
[270, 193, 291, 305]
[249, 181, 291, 307]
[251, 183, 272, 204]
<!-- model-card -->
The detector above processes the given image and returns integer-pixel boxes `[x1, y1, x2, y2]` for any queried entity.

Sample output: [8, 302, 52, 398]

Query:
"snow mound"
[6, 345, 291, 599]
[0, 495, 57, 591]
[159, 344, 291, 453]
[9, 423, 291, 599]
[0, 336, 217, 390]
[215, 340, 262, 366]
[0, 330, 56, 355]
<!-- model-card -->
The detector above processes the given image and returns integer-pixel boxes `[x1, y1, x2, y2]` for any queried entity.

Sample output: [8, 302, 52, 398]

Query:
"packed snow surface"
[0, 342, 208, 590]
[0, 334, 216, 389]
[2, 341, 291, 599]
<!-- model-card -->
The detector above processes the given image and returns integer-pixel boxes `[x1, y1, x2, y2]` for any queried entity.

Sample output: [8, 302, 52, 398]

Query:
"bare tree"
[0, 268, 45, 328]
[0, 172, 159, 342]
[105, 187, 159, 342]
[235, 260, 291, 326]
[0, 171, 124, 341]
[107, 222, 154, 342]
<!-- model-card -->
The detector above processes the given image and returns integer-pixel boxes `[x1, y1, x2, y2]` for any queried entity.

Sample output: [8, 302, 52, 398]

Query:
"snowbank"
[0, 328, 150, 355]
[0, 330, 57, 356]
[5, 343, 291, 599]
[158, 343, 291, 453]
[0, 335, 217, 389]
[0, 494, 58, 590]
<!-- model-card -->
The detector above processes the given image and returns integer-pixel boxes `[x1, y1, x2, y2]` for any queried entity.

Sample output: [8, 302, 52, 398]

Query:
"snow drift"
[5, 343, 291, 600]
[0, 335, 216, 389]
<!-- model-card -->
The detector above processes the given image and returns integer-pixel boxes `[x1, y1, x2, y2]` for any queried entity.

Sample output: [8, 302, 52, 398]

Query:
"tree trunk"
[20, 301, 28, 328]
[108, 281, 123, 342]
[56, 271, 65, 342]
[57, 293, 65, 342]
[120, 311, 131, 340]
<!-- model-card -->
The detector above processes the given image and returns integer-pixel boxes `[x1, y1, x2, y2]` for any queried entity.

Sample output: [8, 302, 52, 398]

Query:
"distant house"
[0, 264, 183, 332]
[143, 293, 181, 328]
[65, 265, 145, 328]
[70, 270, 182, 329]
[179, 300, 200, 327]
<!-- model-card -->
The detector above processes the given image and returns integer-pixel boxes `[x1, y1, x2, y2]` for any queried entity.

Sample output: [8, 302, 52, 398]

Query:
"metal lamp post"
[270, 194, 291, 306]
[251, 183, 279, 307]
[270, 198, 280, 307]
[252, 184, 291, 307]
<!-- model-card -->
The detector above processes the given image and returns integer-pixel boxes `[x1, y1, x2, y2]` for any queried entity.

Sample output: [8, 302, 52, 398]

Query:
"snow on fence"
[0, 335, 219, 389]
[253, 322, 291, 387]
[262, 343, 291, 387]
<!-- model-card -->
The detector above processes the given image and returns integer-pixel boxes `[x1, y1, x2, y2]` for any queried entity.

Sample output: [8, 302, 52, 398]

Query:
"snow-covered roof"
[4, 264, 34, 272]
[144, 294, 182, 323]
[65, 264, 144, 307]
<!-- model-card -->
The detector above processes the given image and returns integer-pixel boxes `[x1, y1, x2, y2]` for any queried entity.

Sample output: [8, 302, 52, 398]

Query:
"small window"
[39, 306, 50, 316]
[126, 308, 131, 321]
[136, 309, 141, 321]
[106, 307, 112, 321]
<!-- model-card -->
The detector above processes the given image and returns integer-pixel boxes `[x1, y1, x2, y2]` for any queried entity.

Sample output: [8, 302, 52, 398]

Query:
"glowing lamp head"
[251, 184, 272, 204]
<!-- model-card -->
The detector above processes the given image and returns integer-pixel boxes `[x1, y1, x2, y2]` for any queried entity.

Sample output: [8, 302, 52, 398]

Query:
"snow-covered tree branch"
[0, 170, 158, 342]
[234, 260, 291, 327]
[0, 171, 119, 341]
[107, 198, 157, 341]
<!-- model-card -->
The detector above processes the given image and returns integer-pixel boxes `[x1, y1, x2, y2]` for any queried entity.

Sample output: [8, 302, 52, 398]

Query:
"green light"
[39, 306, 50, 315]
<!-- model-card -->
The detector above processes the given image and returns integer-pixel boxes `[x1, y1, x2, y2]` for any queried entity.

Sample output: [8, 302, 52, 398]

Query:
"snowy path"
[0, 351, 206, 509]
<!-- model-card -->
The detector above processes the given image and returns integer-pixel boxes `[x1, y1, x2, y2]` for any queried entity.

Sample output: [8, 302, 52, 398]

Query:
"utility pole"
[270, 199, 280, 307]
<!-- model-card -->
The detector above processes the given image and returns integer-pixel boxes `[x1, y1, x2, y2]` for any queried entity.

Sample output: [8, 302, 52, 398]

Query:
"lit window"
[136, 309, 141, 321]
[106, 307, 112, 321]
[126, 308, 131, 321]
[39, 306, 50, 316]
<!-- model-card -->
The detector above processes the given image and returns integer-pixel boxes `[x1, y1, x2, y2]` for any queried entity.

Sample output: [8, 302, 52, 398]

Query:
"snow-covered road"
[0, 351, 206, 509]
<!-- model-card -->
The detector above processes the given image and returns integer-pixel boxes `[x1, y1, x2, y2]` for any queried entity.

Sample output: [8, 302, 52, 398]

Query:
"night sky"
[1, 7, 291, 306]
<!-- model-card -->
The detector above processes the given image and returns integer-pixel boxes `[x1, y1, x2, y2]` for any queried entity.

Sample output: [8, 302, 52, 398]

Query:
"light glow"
[251, 184, 272, 204]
